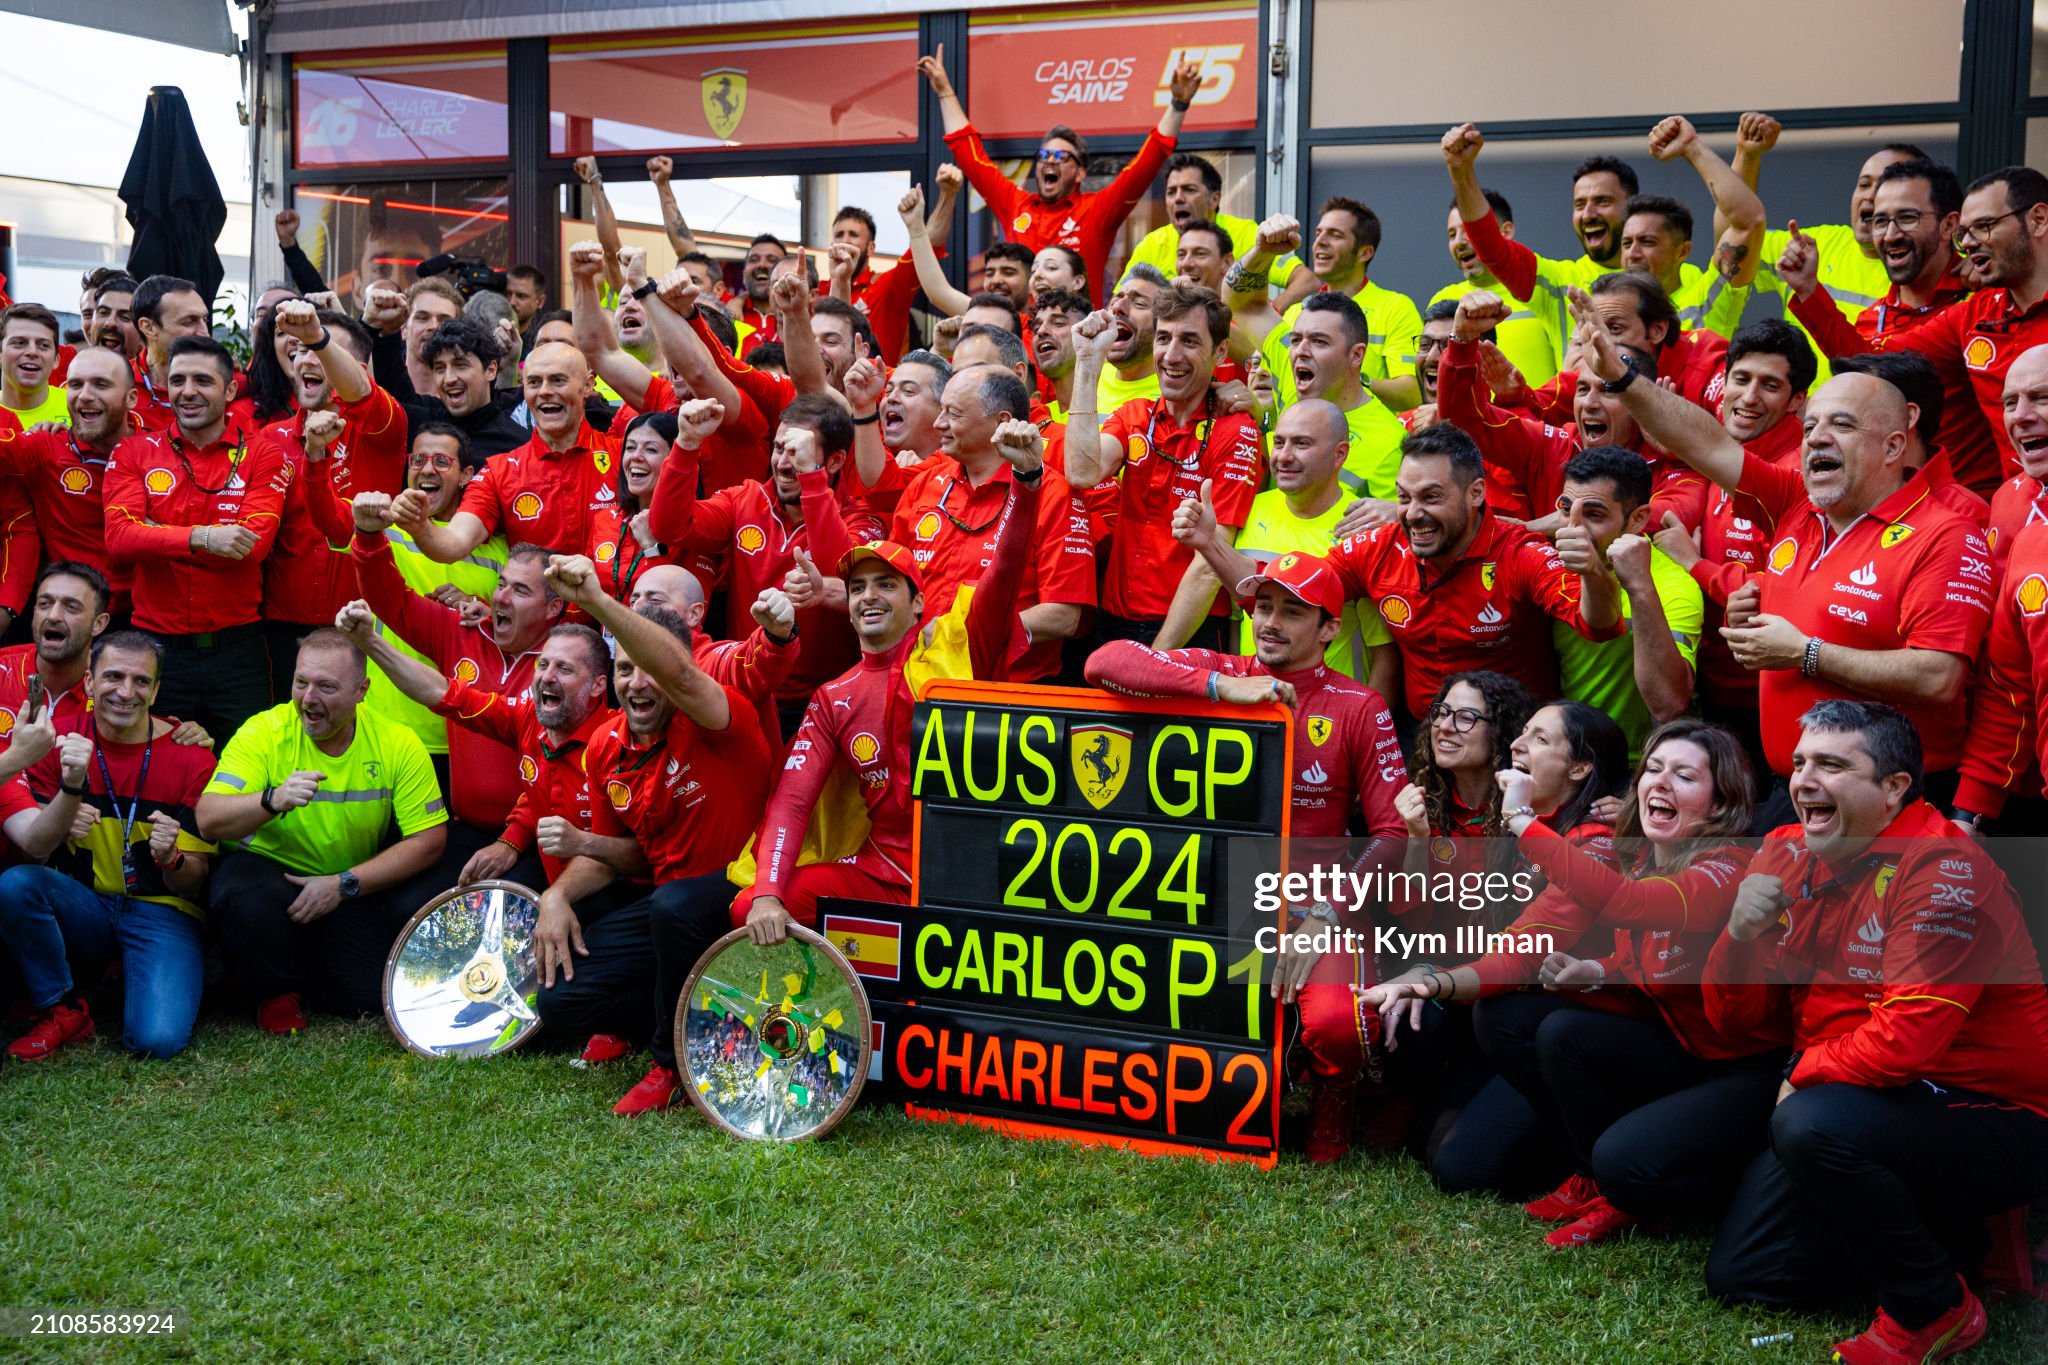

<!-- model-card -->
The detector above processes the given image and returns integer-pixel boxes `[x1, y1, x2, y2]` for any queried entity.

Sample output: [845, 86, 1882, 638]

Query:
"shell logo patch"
[594, 541, 617, 564]
[1880, 523, 1913, 549]
[736, 524, 767, 554]
[511, 491, 544, 521]
[144, 468, 176, 495]
[59, 467, 92, 494]
[607, 779, 633, 810]
[2019, 574, 2048, 617]
[1767, 537, 1798, 574]
[850, 732, 881, 764]
[519, 756, 539, 784]
[1480, 562, 1496, 591]
[914, 511, 942, 542]
[1430, 836, 1455, 864]
[453, 659, 480, 684]
[1964, 336, 1996, 371]
[1013, 211, 1032, 233]
[1381, 595, 1413, 628]
[0, 707, 13, 738]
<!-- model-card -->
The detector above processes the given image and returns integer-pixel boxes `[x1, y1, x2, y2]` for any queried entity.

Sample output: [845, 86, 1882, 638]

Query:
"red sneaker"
[580, 1033, 631, 1065]
[1831, 1278, 1987, 1365]
[614, 1064, 681, 1117]
[7, 999, 94, 1061]
[256, 992, 307, 1035]
[1304, 1079, 1356, 1165]
[1545, 1195, 1640, 1250]
[1525, 1172, 1601, 1223]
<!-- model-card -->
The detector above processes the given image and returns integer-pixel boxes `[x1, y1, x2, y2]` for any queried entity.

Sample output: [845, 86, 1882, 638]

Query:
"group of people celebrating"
[2, 61, 2047, 1361]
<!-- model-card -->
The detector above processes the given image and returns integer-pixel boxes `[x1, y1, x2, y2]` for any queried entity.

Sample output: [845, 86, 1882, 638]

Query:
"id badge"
[122, 846, 140, 893]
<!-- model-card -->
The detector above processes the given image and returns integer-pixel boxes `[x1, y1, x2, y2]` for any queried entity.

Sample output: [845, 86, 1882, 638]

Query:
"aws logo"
[1964, 336, 1997, 371]
[518, 756, 539, 784]
[1381, 594, 1412, 628]
[144, 468, 176, 495]
[914, 511, 942, 542]
[736, 524, 767, 554]
[511, 491, 544, 521]
[1767, 537, 1798, 574]
[59, 467, 92, 494]
[850, 732, 881, 765]
[2018, 573, 2048, 617]
[606, 779, 633, 810]
[453, 659, 480, 684]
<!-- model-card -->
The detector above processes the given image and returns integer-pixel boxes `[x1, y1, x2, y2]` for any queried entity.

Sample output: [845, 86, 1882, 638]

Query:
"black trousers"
[533, 882, 655, 1048]
[1707, 1081, 2048, 1328]
[646, 872, 743, 1069]
[1535, 1005, 1783, 1218]
[155, 625, 273, 743]
[209, 850, 410, 1017]
[387, 821, 547, 924]
[1382, 997, 1495, 1167]
[1433, 991, 1580, 1198]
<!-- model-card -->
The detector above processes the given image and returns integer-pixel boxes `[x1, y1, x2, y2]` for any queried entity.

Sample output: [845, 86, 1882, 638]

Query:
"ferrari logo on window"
[1070, 723, 1132, 811]
[702, 68, 748, 140]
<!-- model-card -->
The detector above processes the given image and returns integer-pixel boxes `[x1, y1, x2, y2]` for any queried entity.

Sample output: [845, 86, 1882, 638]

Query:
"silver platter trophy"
[382, 880, 544, 1059]
[677, 925, 873, 1141]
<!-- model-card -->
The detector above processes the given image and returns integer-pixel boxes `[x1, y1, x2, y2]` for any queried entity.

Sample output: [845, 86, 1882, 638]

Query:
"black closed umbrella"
[119, 85, 228, 307]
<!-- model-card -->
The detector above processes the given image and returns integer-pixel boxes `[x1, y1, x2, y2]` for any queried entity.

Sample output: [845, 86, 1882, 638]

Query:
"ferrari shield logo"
[1070, 723, 1132, 811]
[1306, 715, 1333, 747]
[1480, 562, 1495, 591]
[1874, 864, 1897, 900]
[702, 68, 748, 140]
[1880, 522, 1914, 549]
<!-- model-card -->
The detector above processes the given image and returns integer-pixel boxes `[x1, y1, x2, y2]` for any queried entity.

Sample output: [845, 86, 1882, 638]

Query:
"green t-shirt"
[1260, 278, 1425, 411]
[362, 525, 508, 755]
[1429, 276, 1559, 390]
[1097, 365, 1161, 412]
[1333, 395, 1409, 501]
[1122, 211, 1301, 287]
[3, 386, 68, 430]
[1551, 547, 1703, 758]
[1746, 222, 1887, 388]
[204, 702, 448, 876]
[1235, 487, 1390, 683]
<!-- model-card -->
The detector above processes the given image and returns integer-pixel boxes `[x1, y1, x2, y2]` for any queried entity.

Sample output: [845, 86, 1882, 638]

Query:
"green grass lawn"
[3, 1019, 2044, 1363]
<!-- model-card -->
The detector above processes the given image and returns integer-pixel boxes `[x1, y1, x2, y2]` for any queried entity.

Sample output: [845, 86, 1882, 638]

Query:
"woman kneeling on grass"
[1364, 719, 1790, 1249]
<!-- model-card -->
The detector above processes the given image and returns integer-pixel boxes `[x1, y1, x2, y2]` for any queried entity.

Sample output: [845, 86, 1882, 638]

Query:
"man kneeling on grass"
[196, 629, 449, 1034]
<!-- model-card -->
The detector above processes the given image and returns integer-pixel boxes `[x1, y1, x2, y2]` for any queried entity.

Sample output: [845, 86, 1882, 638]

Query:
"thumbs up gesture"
[783, 546, 828, 610]
[1172, 477, 1219, 546]
[1776, 220, 1820, 300]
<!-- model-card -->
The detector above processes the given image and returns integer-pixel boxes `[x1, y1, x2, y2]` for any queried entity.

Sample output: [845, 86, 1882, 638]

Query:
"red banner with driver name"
[965, 2, 1258, 142]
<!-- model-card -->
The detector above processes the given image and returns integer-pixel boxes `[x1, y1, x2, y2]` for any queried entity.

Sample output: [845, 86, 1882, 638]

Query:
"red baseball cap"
[838, 540, 924, 592]
[1241, 552, 1346, 617]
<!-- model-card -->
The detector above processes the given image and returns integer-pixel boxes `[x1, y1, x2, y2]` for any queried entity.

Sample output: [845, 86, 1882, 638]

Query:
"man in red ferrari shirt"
[1172, 422, 1624, 720]
[823, 172, 962, 365]
[128, 276, 253, 437]
[1582, 306, 1992, 821]
[921, 45, 1202, 307]
[1785, 165, 2048, 483]
[535, 553, 774, 1112]
[0, 563, 109, 780]
[1983, 344, 2048, 574]
[0, 348, 136, 617]
[1065, 283, 1261, 650]
[103, 336, 288, 739]
[1085, 551, 1406, 1164]
[1705, 702, 2048, 1365]
[350, 493, 565, 888]
[396, 341, 620, 567]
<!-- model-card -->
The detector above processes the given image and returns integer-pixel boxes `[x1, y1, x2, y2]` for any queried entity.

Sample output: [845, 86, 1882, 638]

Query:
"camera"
[417, 253, 509, 298]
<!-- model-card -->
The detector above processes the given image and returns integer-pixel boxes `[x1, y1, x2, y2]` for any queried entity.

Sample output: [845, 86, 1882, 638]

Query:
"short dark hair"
[419, 317, 503, 369]
[33, 560, 110, 616]
[985, 240, 1036, 271]
[1043, 123, 1088, 160]
[1877, 158, 1964, 218]
[1033, 286, 1093, 318]
[966, 365, 1031, 425]
[505, 543, 562, 600]
[1590, 271, 1681, 351]
[1572, 155, 1640, 197]
[167, 335, 235, 383]
[1799, 699, 1924, 804]
[90, 628, 164, 679]
[680, 250, 719, 274]
[1422, 298, 1460, 325]
[749, 233, 788, 254]
[623, 408, 679, 447]
[899, 349, 953, 387]
[1563, 444, 1653, 511]
[1833, 352, 1944, 447]
[957, 323, 1027, 370]
[1176, 218, 1231, 257]
[745, 341, 786, 372]
[1965, 165, 2048, 219]
[1164, 152, 1223, 195]
[634, 604, 694, 644]
[1401, 422, 1485, 484]
[698, 300, 739, 354]
[412, 418, 477, 470]
[531, 308, 573, 330]
[1153, 282, 1231, 345]
[95, 273, 139, 299]
[964, 292, 1024, 334]
[780, 391, 856, 456]
[507, 263, 547, 291]
[319, 309, 376, 364]
[546, 622, 611, 676]
[833, 206, 879, 241]
[1483, 187, 1514, 223]
[132, 275, 199, 325]
[1299, 290, 1369, 350]
[1726, 319, 1818, 395]
[811, 295, 876, 353]
[1624, 193, 1693, 241]
[1319, 195, 1382, 251]
[0, 303, 60, 345]
[1881, 141, 1931, 161]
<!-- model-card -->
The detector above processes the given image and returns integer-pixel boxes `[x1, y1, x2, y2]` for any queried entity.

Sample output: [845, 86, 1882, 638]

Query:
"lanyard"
[1143, 396, 1214, 471]
[95, 734, 153, 888]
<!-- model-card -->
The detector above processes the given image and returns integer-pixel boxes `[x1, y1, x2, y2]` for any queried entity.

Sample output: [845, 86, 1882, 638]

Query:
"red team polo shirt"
[1325, 509, 1620, 717]
[0, 645, 91, 759]
[264, 387, 411, 626]
[102, 426, 290, 636]
[584, 686, 772, 883]
[1689, 416, 1805, 706]
[0, 429, 117, 592]
[459, 422, 622, 555]
[1735, 452, 1992, 774]
[1986, 472, 2048, 576]
[1097, 398, 1264, 621]
[433, 676, 614, 884]
[1959, 521, 2048, 814]
[607, 373, 771, 495]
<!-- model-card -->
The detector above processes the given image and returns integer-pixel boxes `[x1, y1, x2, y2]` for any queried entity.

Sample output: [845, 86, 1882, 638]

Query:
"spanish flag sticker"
[822, 914, 901, 981]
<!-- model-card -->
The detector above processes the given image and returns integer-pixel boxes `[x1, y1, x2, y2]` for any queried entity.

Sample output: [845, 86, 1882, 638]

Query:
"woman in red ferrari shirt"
[589, 410, 686, 604]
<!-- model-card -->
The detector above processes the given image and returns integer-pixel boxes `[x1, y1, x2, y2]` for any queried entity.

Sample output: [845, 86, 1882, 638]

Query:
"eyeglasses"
[1414, 334, 1453, 355]
[1953, 211, 2021, 253]
[407, 452, 460, 471]
[1036, 149, 1077, 165]
[1868, 210, 1925, 235]
[1425, 703, 1492, 732]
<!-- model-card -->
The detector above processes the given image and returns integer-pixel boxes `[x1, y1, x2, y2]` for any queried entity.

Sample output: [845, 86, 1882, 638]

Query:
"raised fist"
[274, 209, 300, 248]
[352, 490, 396, 533]
[302, 408, 345, 455]
[992, 418, 1044, 473]
[360, 284, 406, 335]
[751, 587, 796, 640]
[1254, 214, 1301, 257]
[676, 397, 724, 447]
[1647, 115, 1699, 163]
[654, 266, 700, 316]
[618, 246, 649, 290]
[333, 598, 377, 641]
[568, 240, 606, 283]
[572, 156, 601, 186]
[1073, 309, 1118, 362]
[934, 163, 963, 196]
[274, 298, 323, 345]
[390, 488, 434, 528]
[646, 155, 673, 185]
[1454, 289, 1511, 342]
[1735, 112, 1782, 157]
[543, 553, 600, 604]
[1440, 123, 1484, 172]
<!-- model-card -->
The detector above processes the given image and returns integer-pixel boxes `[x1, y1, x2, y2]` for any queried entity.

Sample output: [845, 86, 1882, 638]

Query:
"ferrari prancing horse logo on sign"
[702, 67, 747, 140]
[1070, 723, 1132, 810]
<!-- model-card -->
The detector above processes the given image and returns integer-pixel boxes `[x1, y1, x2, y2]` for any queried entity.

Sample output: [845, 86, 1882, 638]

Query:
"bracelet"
[850, 411, 880, 426]
[1170, 97, 1192, 113]
[260, 785, 278, 814]
[60, 779, 90, 798]
[157, 848, 186, 872]
[307, 326, 333, 352]
[1800, 636, 1823, 679]
[1205, 671, 1219, 701]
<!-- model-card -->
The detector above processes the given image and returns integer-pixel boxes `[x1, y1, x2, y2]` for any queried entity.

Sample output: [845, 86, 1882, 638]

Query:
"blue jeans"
[0, 864, 205, 1059]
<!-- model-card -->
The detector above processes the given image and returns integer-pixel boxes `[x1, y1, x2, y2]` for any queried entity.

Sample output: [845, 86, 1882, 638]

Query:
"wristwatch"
[338, 870, 361, 899]
[1599, 357, 1638, 394]
[630, 279, 661, 300]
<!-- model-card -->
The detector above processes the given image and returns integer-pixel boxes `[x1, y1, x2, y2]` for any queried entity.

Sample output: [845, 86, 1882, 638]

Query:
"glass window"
[2035, 1, 2048, 96]
[1306, 124, 1958, 308]
[549, 21, 918, 156]
[1310, 0, 1963, 130]
[965, 2, 1259, 141]
[292, 179, 511, 307]
[293, 46, 508, 168]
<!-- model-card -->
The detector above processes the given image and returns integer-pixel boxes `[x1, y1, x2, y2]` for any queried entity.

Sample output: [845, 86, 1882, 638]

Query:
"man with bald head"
[398, 340, 620, 565]
[1577, 304, 1993, 817]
